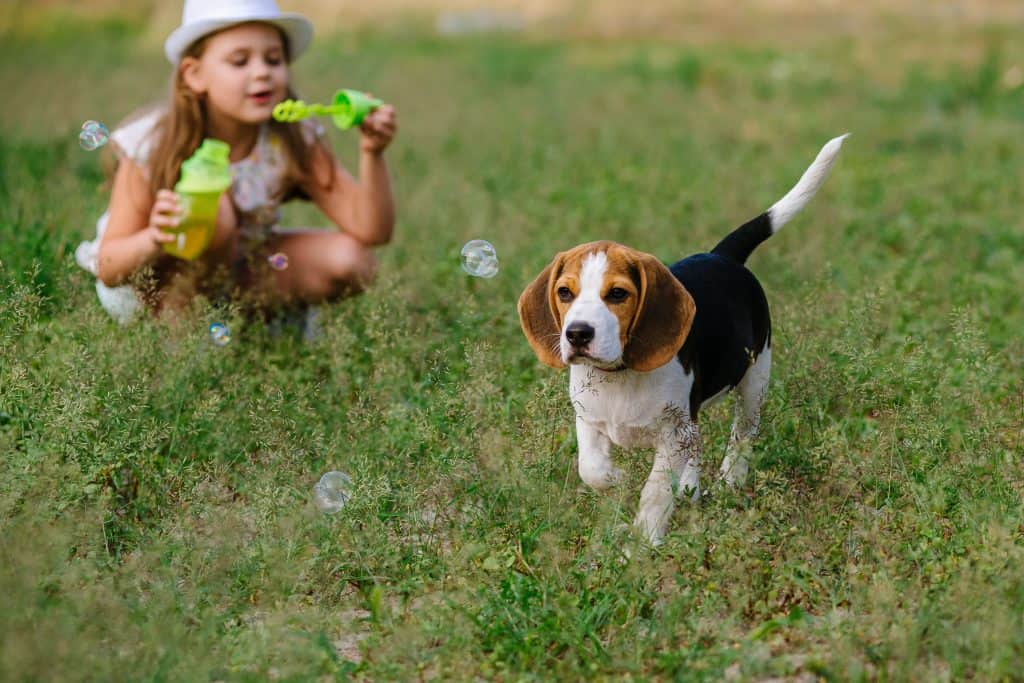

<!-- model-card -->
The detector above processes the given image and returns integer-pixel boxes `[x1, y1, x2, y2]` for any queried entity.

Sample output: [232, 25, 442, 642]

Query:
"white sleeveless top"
[74, 108, 324, 322]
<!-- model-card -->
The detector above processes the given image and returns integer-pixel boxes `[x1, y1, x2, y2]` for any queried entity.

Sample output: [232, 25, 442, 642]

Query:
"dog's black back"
[661, 135, 849, 415]
[671, 248, 771, 417]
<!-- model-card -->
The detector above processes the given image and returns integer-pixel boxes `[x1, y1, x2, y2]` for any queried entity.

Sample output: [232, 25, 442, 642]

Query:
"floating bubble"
[460, 239, 499, 278]
[208, 322, 231, 347]
[79, 120, 109, 151]
[268, 252, 289, 271]
[314, 471, 353, 513]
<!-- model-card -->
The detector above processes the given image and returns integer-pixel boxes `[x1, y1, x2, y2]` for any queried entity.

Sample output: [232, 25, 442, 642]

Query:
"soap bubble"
[460, 239, 499, 278]
[208, 322, 231, 347]
[79, 120, 109, 151]
[267, 252, 289, 271]
[314, 471, 353, 513]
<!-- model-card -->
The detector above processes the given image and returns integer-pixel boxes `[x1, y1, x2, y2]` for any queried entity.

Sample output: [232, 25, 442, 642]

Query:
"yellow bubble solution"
[163, 139, 232, 260]
[163, 193, 219, 260]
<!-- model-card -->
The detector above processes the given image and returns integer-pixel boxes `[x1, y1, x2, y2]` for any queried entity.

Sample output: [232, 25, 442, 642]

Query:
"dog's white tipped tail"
[768, 133, 849, 232]
[710, 133, 849, 264]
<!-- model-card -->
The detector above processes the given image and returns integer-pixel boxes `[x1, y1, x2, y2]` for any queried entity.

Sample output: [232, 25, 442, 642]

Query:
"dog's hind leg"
[720, 345, 772, 487]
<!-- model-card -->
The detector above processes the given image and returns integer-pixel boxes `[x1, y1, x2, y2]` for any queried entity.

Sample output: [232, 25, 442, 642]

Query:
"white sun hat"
[164, 0, 314, 65]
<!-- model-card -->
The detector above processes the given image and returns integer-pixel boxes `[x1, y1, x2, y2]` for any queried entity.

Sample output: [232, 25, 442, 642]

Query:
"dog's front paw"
[579, 464, 625, 491]
[633, 500, 672, 546]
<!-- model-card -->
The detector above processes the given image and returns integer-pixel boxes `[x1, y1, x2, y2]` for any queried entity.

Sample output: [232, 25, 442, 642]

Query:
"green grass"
[3, 16, 1024, 682]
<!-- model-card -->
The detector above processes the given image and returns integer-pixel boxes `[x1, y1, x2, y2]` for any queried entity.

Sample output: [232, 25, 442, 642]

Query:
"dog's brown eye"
[605, 287, 628, 303]
[557, 286, 574, 302]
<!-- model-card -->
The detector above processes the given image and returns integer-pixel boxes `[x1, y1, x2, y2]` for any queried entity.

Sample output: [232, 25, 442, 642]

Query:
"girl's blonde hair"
[142, 26, 329, 200]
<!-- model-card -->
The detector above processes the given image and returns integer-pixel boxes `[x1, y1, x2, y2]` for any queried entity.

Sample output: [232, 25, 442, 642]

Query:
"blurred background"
[4, 0, 1024, 140]
[5, 0, 1024, 40]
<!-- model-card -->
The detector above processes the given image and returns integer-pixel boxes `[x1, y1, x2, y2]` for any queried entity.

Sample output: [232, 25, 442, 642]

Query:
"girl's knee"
[299, 241, 377, 301]
[278, 234, 379, 303]
[330, 240, 377, 292]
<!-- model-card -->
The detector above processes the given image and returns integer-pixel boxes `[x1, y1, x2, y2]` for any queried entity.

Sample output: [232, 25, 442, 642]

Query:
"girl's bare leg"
[253, 230, 379, 307]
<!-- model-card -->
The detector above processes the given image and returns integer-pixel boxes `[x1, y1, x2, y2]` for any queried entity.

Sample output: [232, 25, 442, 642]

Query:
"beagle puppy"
[518, 135, 847, 544]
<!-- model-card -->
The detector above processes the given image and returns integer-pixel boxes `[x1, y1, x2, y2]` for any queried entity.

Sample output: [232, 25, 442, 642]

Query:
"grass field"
[2, 7, 1024, 681]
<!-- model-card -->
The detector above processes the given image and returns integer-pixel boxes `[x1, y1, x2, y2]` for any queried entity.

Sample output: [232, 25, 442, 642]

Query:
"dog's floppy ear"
[518, 253, 567, 368]
[623, 253, 696, 372]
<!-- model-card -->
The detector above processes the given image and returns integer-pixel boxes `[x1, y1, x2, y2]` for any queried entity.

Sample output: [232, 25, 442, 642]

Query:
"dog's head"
[518, 241, 696, 372]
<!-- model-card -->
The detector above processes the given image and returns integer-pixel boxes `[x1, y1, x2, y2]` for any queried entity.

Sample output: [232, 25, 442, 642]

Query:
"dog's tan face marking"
[519, 240, 696, 371]
[552, 244, 641, 363]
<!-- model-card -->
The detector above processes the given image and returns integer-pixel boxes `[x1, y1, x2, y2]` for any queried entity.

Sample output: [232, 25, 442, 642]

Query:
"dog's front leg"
[576, 416, 623, 491]
[635, 408, 702, 545]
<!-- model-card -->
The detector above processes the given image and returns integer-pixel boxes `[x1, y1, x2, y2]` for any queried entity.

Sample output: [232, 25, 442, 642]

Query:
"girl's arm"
[96, 159, 177, 286]
[304, 105, 397, 247]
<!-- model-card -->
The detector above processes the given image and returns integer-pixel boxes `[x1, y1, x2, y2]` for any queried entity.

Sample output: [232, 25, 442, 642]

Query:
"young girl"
[75, 0, 397, 323]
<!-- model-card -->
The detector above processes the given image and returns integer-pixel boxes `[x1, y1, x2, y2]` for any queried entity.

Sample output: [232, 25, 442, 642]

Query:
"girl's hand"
[142, 189, 182, 253]
[359, 102, 397, 155]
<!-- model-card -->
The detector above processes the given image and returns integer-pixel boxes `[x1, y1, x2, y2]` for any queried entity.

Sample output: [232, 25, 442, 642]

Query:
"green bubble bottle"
[164, 139, 232, 260]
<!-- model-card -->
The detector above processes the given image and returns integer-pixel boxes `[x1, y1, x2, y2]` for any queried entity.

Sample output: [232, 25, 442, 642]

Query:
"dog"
[518, 135, 847, 544]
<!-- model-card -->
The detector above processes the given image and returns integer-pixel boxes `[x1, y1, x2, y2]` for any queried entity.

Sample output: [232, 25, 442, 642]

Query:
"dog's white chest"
[569, 361, 693, 448]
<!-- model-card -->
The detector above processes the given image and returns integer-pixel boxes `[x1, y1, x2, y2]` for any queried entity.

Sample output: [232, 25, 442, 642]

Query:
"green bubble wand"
[272, 89, 384, 130]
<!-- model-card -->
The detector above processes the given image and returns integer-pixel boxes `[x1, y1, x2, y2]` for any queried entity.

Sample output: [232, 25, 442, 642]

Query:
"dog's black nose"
[565, 322, 595, 347]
